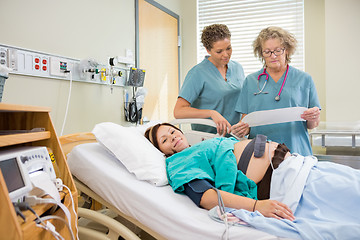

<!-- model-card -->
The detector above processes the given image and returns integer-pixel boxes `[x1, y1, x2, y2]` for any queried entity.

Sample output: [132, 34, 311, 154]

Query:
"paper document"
[242, 107, 307, 127]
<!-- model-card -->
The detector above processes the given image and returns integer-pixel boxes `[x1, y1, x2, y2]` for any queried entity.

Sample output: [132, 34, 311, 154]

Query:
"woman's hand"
[230, 121, 250, 138]
[210, 110, 231, 136]
[301, 107, 320, 129]
[255, 200, 295, 221]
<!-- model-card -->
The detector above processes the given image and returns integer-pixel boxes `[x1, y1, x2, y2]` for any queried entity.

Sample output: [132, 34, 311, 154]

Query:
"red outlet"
[33, 56, 40, 71]
[41, 57, 49, 73]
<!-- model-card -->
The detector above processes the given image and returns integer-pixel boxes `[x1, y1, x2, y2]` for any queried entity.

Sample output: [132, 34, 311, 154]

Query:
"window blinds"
[197, 0, 304, 76]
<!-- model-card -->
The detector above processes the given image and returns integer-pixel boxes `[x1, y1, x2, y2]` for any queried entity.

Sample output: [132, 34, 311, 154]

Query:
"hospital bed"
[60, 119, 285, 240]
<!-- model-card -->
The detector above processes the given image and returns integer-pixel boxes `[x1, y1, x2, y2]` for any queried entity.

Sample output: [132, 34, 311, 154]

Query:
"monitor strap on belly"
[238, 134, 267, 174]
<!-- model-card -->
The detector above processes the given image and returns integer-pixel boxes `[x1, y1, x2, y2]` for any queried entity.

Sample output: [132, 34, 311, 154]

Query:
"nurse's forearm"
[174, 97, 216, 119]
[174, 106, 218, 119]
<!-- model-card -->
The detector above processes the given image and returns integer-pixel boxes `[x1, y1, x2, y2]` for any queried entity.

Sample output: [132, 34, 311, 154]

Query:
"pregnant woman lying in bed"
[145, 122, 360, 239]
[145, 122, 295, 221]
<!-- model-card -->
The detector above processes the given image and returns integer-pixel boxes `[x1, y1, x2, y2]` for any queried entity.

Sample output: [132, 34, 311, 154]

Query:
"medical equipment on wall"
[78, 58, 126, 88]
[108, 57, 126, 93]
[79, 58, 100, 80]
[123, 67, 146, 124]
[127, 67, 146, 87]
[0, 146, 59, 203]
[124, 87, 147, 124]
[254, 65, 289, 101]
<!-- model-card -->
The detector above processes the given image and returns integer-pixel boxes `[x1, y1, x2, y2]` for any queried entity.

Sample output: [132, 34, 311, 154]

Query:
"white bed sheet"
[67, 142, 284, 240]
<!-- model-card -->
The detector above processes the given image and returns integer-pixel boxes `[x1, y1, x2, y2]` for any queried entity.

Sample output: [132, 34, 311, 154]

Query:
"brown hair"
[144, 123, 183, 155]
[201, 24, 231, 51]
[253, 26, 297, 65]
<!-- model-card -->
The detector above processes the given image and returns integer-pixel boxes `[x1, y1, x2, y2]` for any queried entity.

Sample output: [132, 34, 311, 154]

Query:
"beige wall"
[179, 0, 198, 85]
[305, 0, 360, 122]
[324, 0, 360, 122]
[304, 0, 326, 121]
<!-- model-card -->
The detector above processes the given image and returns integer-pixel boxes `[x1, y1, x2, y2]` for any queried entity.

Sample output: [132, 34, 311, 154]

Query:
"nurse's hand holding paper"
[300, 106, 321, 129]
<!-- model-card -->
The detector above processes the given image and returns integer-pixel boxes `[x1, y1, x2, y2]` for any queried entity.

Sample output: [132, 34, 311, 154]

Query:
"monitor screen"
[0, 157, 25, 193]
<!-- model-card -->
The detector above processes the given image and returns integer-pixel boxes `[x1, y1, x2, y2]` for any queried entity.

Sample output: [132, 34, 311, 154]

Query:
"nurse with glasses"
[231, 26, 321, 156]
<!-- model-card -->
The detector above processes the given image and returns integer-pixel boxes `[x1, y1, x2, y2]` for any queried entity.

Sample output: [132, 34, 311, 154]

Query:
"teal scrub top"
[179, 56, 245, 133]
[235, 66, 321, 156]
[166, 137, 258, 199]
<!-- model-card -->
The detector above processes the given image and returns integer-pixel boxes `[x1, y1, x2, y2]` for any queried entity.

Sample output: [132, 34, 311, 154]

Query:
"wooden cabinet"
[0, 103, 77, 239]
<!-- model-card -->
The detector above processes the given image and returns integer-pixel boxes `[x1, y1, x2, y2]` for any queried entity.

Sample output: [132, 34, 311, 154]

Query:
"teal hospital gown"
[166, 137, 258, 199]
[179, 56, 245, 133]
[235, 66, 321, 156]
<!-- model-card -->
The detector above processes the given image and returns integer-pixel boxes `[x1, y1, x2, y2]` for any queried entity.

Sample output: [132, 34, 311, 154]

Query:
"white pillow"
[92, 122, 168, 186]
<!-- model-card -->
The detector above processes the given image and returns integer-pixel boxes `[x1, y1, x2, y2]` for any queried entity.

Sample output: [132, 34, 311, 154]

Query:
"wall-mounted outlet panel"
[0, 43, 128, 87]
[7, 49, 18, 71]
[50, 57, 68, 77]
[41, 56, 49, 73]
[33, 55, 41, 72]
[0, 48, 7, 66]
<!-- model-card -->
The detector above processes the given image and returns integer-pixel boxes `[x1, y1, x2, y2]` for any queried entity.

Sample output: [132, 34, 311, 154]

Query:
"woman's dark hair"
[201, 24, 231, 51]
[144, 123, 183, 154]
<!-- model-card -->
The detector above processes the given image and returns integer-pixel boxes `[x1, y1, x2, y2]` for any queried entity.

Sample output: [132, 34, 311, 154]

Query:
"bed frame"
[60, 132, 165, 240]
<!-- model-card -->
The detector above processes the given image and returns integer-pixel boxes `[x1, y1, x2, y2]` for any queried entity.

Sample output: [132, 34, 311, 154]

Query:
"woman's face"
[207, 38, 232, 66]
[262, 38, 287, 70]
[156, 125, 190, 156]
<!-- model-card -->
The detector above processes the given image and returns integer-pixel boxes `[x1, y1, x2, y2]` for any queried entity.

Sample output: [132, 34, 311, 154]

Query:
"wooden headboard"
[59, 132, 97, 156]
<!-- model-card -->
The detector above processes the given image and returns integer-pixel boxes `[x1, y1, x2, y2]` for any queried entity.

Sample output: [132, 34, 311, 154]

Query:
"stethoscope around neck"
[254, 65, 289, 101]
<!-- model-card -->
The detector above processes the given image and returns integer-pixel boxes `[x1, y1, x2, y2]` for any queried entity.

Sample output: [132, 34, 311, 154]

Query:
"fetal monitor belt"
[254, 134, 267, 158]
[238, 134, 267, 174]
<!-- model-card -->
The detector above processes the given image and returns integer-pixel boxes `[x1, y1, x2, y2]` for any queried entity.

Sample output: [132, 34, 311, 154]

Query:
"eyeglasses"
[262, 48, 285, 57]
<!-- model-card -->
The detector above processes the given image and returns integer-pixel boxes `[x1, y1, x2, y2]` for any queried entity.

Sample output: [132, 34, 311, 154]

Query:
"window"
[197, 0, 304, 76]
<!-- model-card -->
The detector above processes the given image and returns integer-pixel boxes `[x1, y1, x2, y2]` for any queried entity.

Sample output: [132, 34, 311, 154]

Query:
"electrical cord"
[13, 202, 64, 239]
[213, 188, 230, 240]
[60, 70, 72, 136]
[62, 183, 79, 240]
[14, 202, 41, 223]
[37, 215, 76, 240]
[35, 222, 64, 240]
[268, 140, 275, 171]
[19, 177, 78, 240]
[13, 202, 26, 222]
[24, 195, 75, 240]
